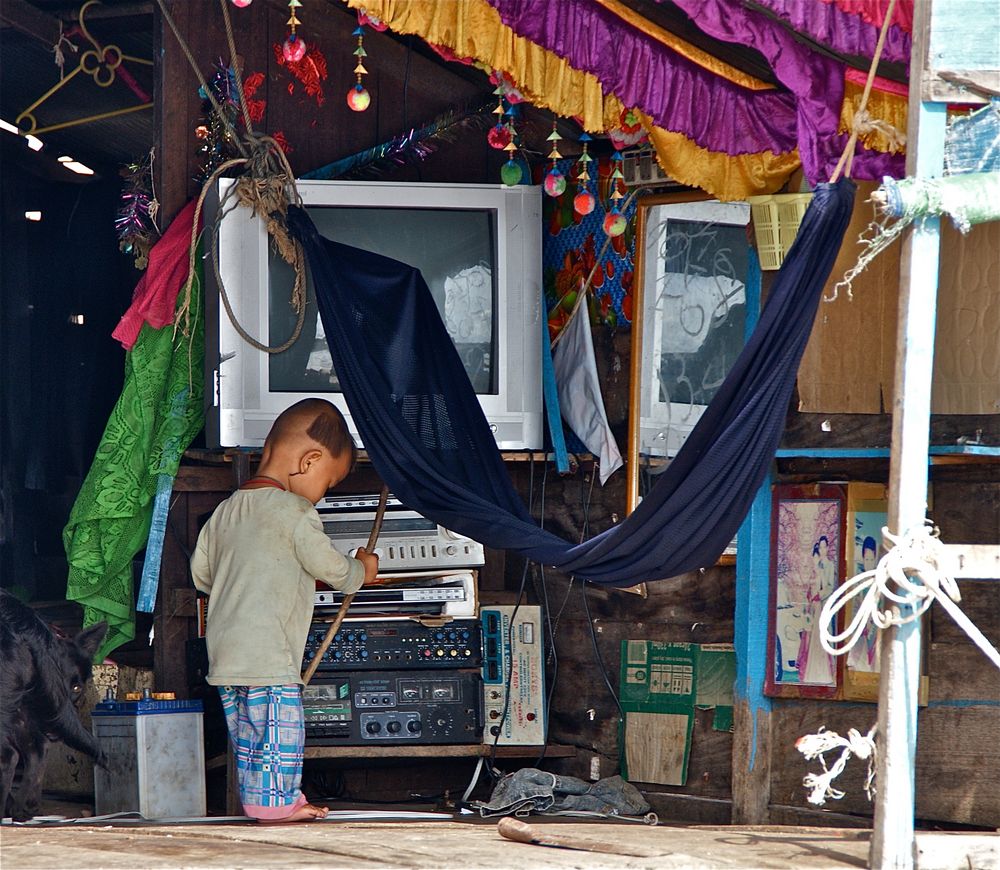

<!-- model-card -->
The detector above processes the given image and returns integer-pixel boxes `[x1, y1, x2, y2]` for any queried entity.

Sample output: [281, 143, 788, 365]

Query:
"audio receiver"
[304, 670, 483, 745]
[302, 618, 482, 671]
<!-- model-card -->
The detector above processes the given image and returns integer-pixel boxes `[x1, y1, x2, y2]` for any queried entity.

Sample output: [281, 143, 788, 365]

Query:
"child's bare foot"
[258, 803, 329, 824]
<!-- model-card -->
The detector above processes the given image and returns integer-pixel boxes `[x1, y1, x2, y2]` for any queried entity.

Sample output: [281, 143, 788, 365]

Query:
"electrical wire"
[485, 454, 535, 781]
[582, 578, 626, 772]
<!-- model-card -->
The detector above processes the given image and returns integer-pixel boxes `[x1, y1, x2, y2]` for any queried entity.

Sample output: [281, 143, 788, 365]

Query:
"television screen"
[269, 206, 499, 396]
[205, 180, 544, 450]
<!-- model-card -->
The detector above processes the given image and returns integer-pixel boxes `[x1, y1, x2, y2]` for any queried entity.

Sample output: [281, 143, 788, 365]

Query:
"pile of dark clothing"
[477, 768, 650, 820]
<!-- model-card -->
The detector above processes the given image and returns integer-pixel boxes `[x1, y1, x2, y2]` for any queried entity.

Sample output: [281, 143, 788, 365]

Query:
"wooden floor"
[2, 817, 996, 870]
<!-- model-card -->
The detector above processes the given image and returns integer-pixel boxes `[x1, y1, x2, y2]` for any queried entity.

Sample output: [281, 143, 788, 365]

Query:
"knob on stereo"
[407, 720, 422, 733]
[387, 720, 402, 734]
[365, 721, 381, 734]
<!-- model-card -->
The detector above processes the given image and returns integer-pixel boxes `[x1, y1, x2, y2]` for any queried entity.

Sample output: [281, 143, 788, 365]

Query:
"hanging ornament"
[498, 102, 523, 186]
[487, 123, 512, 150]
[602, 209, 627, 236]
[231, 0, 252, 7]
[603, 149, 627, 236]
[347, 20, 371, 111]
[544, 170, 567, 197]
[573, 132, 596, 215]
[574, 189, 596, 215]
[501, 159, 523, 186]
[543, 119, 565, 198]
[487, 85, 510, 149]
[282, 0, 307, 63]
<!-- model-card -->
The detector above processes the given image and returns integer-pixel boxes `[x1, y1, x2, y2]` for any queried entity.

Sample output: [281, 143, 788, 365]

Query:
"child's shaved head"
[267, 399, 356, 466]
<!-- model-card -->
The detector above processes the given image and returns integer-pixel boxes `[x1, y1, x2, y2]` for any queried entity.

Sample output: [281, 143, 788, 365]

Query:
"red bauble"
[487, 125, 512, 150]
[282, 34, 307, 63]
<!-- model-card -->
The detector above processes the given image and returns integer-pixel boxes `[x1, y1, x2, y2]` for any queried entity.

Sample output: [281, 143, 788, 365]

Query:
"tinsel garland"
[193, 61, 243, 187]
[116, 149, 160, 270]
[301, 98, 494, 181]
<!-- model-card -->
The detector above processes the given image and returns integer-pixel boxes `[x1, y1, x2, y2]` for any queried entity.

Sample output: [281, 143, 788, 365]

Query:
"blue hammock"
[287, 180, 855, 587]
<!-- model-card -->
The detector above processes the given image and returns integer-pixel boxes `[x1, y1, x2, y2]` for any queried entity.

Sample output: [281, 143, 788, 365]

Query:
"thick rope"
[795, 725, 877, 806]
[819, 522, 1000, 670]
[158, 0, 308, 354]
[828, 0, 900, 183]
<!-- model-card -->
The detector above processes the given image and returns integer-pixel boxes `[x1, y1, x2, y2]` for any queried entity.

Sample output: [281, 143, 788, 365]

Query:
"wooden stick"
[301, 484, 388, 685]
[497, 817, 665, 858]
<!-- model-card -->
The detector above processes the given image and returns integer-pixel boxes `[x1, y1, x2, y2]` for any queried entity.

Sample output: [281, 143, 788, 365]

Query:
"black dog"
[1, 590, 108, 821]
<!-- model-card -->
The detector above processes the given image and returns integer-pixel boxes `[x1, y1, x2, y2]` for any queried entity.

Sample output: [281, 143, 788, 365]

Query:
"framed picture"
[765, 484, 846, 699]
[841, 482, 931, 703]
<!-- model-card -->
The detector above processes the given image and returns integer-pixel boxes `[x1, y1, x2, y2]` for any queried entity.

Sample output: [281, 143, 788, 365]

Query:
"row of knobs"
[365, 719, 422, 734]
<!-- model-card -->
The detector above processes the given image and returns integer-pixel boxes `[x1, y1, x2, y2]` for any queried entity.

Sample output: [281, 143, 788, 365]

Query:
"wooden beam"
[0, 0, 61, 45]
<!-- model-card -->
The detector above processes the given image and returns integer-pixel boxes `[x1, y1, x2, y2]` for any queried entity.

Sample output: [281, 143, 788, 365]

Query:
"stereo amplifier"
[481, 605, 546, 745]
[303, 670, 483, 745]
[302, 618, 481, 671]
[316, 493, 484, 572]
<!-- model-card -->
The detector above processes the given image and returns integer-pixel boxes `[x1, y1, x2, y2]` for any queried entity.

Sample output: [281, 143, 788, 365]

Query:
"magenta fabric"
[821, 0, 913, 33]
[112, 200, 198, 350]
[486, 0, 798, 156]
[752, 0, 911, 65]
[665, 0, 904, 185]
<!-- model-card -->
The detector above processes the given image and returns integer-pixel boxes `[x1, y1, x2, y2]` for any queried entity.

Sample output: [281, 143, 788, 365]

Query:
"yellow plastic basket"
[746, 193, 814, 270]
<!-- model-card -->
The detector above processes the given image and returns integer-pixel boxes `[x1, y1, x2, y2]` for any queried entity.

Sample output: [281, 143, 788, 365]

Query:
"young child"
[191, 398, 379, 823]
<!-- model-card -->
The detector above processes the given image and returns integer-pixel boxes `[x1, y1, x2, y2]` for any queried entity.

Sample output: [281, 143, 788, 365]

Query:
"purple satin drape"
[751, 0, 911, 65]
[487, 0, 904, 185]
[665, 0, 904, 184]
[486, 0, 798, 156]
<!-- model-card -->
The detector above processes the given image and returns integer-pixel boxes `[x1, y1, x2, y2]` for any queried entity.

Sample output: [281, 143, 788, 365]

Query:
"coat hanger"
[16, 0, 153, 137]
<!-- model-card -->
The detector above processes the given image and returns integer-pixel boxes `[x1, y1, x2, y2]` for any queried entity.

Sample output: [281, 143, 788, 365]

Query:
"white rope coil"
[795, 726, 877, 806]
[819, 522, 1000, 670]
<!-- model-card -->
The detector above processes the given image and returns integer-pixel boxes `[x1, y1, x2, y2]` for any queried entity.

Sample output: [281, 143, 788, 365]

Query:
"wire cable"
[582, 579, 626, 772]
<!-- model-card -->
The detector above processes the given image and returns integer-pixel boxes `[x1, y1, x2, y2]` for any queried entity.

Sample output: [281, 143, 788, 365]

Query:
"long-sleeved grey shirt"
[191, 488, 364, 686]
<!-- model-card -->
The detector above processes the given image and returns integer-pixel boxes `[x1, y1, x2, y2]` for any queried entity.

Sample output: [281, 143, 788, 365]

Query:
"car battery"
[92, 697, 206, 819]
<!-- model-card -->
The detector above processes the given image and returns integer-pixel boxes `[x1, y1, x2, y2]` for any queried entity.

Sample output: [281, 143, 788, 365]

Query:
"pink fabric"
[820, 0, 913, 33]
[245, 792, 309, 821]
[112, 200, 198, 350]
[844, 67, 908, 97]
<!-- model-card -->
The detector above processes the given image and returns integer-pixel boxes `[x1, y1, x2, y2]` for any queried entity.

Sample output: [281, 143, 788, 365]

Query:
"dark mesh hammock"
[287, 180, 855, 586]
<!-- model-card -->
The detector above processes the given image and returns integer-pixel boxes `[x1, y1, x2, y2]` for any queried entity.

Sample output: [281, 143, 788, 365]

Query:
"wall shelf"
[303, 744, 577, 760]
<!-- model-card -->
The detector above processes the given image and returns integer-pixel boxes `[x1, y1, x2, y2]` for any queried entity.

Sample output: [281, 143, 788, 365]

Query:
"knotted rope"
[157, 0, 307, 354]
[819, 522, 1000, 670]
[796, 522, 1000, 806]
[795, 726, 877, 806]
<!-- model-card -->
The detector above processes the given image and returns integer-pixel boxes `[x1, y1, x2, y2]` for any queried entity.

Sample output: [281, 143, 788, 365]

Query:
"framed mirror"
[626, 193, 760, 565]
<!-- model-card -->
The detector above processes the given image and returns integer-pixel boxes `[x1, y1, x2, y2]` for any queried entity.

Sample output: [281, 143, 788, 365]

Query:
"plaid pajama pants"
[219, 685, 309, 820]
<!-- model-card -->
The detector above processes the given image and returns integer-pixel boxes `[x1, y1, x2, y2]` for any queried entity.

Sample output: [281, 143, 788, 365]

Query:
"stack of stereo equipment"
[303, 494, 487, 746]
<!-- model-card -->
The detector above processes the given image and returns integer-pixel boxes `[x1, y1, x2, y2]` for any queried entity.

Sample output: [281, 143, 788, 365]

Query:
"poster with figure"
[845, 483, 889, 686]
[765, 484, 846, 699]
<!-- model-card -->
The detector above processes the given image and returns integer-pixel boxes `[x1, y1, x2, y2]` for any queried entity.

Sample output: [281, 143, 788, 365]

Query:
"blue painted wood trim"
[734, 468, 773, 766]
[775, 445, 999, 459]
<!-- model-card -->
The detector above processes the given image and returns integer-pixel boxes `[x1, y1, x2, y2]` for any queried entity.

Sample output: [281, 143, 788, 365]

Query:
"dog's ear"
[74, 622, 108, 659]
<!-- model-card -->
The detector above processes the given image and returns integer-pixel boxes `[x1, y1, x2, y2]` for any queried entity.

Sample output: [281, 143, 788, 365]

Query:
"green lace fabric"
[63, 271, 204, 660]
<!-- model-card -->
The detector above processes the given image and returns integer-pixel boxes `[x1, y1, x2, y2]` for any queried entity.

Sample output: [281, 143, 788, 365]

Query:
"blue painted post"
[732, 469, 773, 823]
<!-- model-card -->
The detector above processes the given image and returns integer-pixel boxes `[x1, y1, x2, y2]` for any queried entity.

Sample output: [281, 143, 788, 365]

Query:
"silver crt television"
[204, 180, 544, 450]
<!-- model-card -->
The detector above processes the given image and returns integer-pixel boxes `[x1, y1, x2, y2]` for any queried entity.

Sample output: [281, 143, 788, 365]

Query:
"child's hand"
[354, 547, 380, 585]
